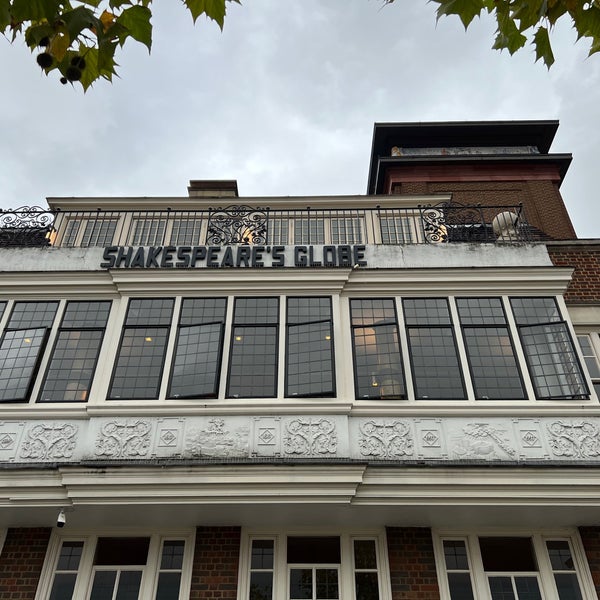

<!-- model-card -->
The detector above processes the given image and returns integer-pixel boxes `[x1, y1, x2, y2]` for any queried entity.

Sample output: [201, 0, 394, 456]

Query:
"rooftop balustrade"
[0, 202, 533, 248]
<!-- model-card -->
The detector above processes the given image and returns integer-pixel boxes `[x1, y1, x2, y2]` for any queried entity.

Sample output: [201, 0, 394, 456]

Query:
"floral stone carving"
[20, 423, 78, 460]
[95, 420, 152, 458]
[547, 420, 600, 458]
[358, 420, 413, 458]
[283, 418, 337, 456]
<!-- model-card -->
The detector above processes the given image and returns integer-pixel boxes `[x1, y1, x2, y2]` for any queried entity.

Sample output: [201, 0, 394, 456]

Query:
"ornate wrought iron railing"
[0, 202, 533, 248]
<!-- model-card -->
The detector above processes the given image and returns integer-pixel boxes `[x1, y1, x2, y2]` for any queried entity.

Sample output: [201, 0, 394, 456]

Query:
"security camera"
[57, 509, 66, 528]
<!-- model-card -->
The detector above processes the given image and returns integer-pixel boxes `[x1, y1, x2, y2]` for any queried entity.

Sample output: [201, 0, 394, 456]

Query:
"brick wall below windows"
[189, 526, 241, 600]
[386, 527, 440, 600]
[0, 527, 51, 600]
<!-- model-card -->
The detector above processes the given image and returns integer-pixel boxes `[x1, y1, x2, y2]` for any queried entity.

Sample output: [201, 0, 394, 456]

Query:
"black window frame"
[37, 300, 112, 403]
[0, 301, 59, 403]
[349, 298, 406, 400]
[167, 297, 228, 399]
[403, 297, 467, 400]
[456, 297, 526, 401]
[226, 297, 279, 399]
[285, 296, 336, 398]
[510, 297, 589, 400]
[108, 298, 174, 400]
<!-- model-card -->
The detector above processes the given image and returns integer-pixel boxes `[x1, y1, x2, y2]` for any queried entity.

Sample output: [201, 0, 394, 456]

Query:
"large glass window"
[168, 298, 227, 399]
[511, 298, 588, 399]
[576, 334, 600, 397]
[42, 534, 192, 600]
[286, 298, 334, 398]
[0, 301, 59, 402]
[403, 298, 466, 399]
[227, 298, 279, 398]
[379, 216, 414, 244]
[108, 299, 174, 400]
[456, 298, 525, 400]
[294, 219, 325, 244]
[437, 534, 589, 600]
[170, 218, 203, 245]
[331, 218, 363, 244]
[38, 301, 112, 402]
[350, 299, 405, 400]
[62, 219, 118, 247]
[244, 532, 385, 600]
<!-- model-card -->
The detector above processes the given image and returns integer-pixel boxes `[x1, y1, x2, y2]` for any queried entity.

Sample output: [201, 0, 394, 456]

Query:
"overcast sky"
[0, 2, 598, 236]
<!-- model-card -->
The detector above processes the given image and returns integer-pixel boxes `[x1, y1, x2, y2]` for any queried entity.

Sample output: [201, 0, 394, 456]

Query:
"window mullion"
[159, 296, 182, 401]
[277, 296, 285, 399]
[449, 296, 476, 403]
[394, 297, 415, 402]
[503, 296, 536, 401]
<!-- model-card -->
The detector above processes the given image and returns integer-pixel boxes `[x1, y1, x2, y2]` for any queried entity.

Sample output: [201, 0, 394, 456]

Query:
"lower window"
[435, 532, 592, 600]
[38, 532, 193, 600]
[242, 531, 389, 600]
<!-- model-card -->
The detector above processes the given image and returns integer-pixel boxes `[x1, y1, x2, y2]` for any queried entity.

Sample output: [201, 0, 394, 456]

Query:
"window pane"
[0, 328, 47, 401]
[514, 577, 542, 600]
[547, 541, 575, 570]
[61, 301, 111, 329]
[160, 540, 184, 570]
[577, 335, 600, 379]
[126, 299, 174, 327]
[81, 220, 118, 247]
[380, 216, 413, 244]
[480, 538, 537, 572]
[250, 572, 273, 600]
[316, 568, 338, 599]
[290, 569, 312, 599]
[355, 572, 379, 600]
[351, 300, 405, 400]
[462, 327, 525, 399]
[156, 572, 182, 600]
[554, 574, 583, 600]
[456, 298, 506, 326]
[288, 537, 340, 564]
[8, 301, 58, 328]
[520, 323, 588, 398]
[115, 571, 142, 600]
[294, 219, 324, 244]
[169, 323, 223, 398]
[286, 297, 334, 397]
[109, 327, 170, 399]
[131, 219, 166, 246]
[170, 219, 202, 245]
[89, 571, 117, 600]
[407, 327, 465, 399]
[49, 573, 78, 600]
[39, 330, 104, 402]
[228, 298, 279, 398]
[252, 540, 274, 569]
[179, 298, 227, 326]
[94, 538, 150, 566]
[488, 577, 515, 600]
[444, 540, 469, 570]
[403, 298, 452, 326]
[331, 218, 362, 244]
[354, 540, 377, 570]
[0, 301, 6, 321]
[447, 573, 475, 600]
[57, 541, 84, 570]
[511, 298, 561, 325]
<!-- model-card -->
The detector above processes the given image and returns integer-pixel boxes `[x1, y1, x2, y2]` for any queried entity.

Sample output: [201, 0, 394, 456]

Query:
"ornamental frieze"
[2, 416, 600, 465]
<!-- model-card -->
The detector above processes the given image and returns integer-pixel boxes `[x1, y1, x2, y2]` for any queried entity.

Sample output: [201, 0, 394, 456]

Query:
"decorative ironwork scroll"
[0, 206, 55, 247]
[421, 202, 494, 243]
[206, 205, 267, 245]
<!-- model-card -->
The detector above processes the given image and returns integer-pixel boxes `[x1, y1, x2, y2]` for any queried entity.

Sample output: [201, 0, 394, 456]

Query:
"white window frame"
[34, 529, 195, 600]
[237, 529, 392, 600]
[433, 530, 596, 600]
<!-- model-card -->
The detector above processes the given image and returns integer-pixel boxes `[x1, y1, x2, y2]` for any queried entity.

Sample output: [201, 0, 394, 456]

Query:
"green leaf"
[184, 0, 229, 28]
[62, 5, 97, 41]
[433, 0, 486, 29]
[116, 4, 152, 51]
[24, 22, 54, 48]
[533, 25, 555, 67]
[0, 0, 10, 31]
[97, 38, 118, 76]
[493, 12, 527, 54]
[10, 0, 62, 22]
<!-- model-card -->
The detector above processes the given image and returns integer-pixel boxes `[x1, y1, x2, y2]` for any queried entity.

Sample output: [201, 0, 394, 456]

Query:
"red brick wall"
[386, 527, 440, 600]
[578, 527, 600, 596]
[548, 245, 600, 303]
[189, 526, 241, 600]
[385, 164, 576, 240]
[0, 528, 51, 600]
